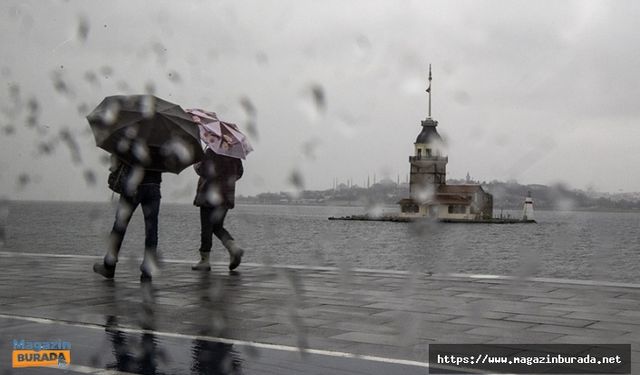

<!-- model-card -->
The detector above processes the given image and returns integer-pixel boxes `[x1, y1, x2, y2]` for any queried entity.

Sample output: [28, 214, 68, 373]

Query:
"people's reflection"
[191, 272, 244, 374]
[104, 280, 168, 374]
[191, 339, 242, 375]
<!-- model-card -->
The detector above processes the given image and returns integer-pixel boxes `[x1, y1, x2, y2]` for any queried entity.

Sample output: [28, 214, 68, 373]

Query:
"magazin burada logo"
[12, 339, 71, 368]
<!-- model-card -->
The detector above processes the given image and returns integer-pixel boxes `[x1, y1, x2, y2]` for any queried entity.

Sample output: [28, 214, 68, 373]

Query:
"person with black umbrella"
[93, 156, 163, 280]
[87, 95, 203, 281]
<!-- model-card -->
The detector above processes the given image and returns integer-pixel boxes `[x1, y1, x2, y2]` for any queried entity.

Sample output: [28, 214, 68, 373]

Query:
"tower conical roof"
[415, 118, 442, 144]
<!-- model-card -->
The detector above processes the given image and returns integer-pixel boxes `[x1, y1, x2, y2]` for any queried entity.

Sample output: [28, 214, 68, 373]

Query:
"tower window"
[417, 149, 422, 159]
[426, 148, 432, 157]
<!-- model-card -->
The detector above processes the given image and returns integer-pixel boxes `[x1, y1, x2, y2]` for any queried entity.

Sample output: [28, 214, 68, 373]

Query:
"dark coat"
[193, 149, 243, 209]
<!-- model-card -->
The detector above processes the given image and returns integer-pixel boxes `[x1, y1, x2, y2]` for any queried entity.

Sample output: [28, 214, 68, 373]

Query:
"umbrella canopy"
[186, 108, 253, 160]
[87, 95, 204, 173]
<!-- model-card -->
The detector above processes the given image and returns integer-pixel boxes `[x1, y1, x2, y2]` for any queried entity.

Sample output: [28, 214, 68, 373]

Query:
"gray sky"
[1, 0, 640, 202]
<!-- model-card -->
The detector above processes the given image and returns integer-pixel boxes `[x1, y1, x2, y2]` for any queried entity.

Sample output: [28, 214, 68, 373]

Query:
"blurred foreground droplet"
[131, 142, 150, 165]
[77, 103, 89, 116]
[77, 15, 89, 42]
[366, 203, 384, 218]
[161, 138, 194, 165]
[101, 99, 120, 125]
[99, 154, 110, 165]
[51, 71, 74, 98]
[239, 96, 258, 139]
[3, 125, 15, 135]
[145, 82, 156, 95]
[454, 90, 471, 105]
[287, 169, 305, 198]
[84, 71, 99, 87]
[84, 169, 97, 186]
[26, 97, 39, 114]
[59, 128, 82, 163]
[414, 185, 436, 202]
[116, 81, 130, 93]
[100, 66, 113, 77]
[301, 138, 320, 160]
[355, 34, 372, 60]
[167, 70, 181, 83]
[239, 97, 256, 117]
[298, 83, 326, 121]
[9, 83, 20, 101]
[0, 198, 9, 248]
[140, 95, 156, 118]
[152, 42, 168, 65]
[310, 84, 326, 113]
[37, 141, 55, 155]
[17, 174, 30, 189]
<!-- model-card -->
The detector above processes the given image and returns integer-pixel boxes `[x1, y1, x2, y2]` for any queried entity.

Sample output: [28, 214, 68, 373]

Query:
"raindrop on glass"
[77, 15, 89, 42]
[26, 97, 39, 114]
[100, 154, 110, 165]
[84, 71, 99, 86]
[0, 198, 8, 248]
[145, 82, 156, 95]
[298, 83, 326, 121]
[84, 169, 97, 186]
[116, 81, 130, 93]
[117, 138, 131, 153]
[101, 100, 120, 125]
[239, 97, 256, 117]
[17, 173, 30, 189]
[37, 142, 54, 155]
[167, 70, 181, 83]
[131, 142, 150, 165]
[140, 95, 156, 118]
[77, 103, 89, 116]
[255, 51, 268, 65]
[59, 128, 82, 163]
[310, 84, 326, 113]
[287, 169, 305, 195]
[25, 115, 37, 128]
[3, 125, 15, 135]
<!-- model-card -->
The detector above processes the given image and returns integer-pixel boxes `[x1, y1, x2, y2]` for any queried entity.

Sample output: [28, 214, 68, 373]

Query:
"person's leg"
[192, 206, 214, 271]
[139, 184, 161, 279]
[211, 207, 244, 271]
[210, 207, 232, 243]
[94, 194, 137, 278]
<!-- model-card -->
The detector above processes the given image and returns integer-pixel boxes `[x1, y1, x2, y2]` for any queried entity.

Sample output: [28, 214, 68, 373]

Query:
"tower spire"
[426, 64, 432, 118]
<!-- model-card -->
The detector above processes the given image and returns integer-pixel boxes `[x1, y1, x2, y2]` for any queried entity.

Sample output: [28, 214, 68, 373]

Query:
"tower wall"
[409, 154, 447, 202]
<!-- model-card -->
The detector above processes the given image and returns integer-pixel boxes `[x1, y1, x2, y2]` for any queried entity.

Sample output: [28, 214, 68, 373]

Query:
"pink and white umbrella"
[186, 108, 253, 160]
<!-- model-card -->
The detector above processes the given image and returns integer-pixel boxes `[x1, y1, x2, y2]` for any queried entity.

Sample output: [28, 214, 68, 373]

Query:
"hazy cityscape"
[239, 178, 640, 211]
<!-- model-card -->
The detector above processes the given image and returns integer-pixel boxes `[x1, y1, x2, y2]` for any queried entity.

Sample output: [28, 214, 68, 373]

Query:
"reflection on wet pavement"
[0, 316, 424, 375]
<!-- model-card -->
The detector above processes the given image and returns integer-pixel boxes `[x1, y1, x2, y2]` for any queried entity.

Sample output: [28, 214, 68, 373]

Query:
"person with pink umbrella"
[187, 109, 252, 271]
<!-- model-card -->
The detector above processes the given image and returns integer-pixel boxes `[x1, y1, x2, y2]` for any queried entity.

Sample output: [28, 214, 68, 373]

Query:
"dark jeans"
[110, 184, 161, 254]
[199, 206, 233, 253]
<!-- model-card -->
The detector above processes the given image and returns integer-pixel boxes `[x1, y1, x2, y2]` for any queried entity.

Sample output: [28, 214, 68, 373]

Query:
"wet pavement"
[1, 251, 640, 374]
[0, 317, 424, 374]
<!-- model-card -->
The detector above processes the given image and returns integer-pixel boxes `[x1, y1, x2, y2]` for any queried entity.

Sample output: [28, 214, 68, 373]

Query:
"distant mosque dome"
[415, 118, 443, 144]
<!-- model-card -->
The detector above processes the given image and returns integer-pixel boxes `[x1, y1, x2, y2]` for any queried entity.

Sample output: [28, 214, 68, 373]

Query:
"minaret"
[408, 65, 447, 203]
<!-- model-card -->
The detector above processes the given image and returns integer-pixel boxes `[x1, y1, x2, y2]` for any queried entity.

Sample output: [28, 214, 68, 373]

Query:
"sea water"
[4, 201, 640, 283]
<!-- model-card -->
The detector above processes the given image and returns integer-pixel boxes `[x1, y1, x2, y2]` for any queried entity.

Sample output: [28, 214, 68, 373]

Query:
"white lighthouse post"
[522, 191, 534, 221]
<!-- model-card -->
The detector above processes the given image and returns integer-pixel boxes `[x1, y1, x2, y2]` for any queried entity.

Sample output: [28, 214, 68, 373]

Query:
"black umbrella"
[87, 95, 204, 174]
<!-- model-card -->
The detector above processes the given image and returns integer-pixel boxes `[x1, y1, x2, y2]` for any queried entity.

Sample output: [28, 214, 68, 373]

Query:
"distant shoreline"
[5, 199, 640, 214]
